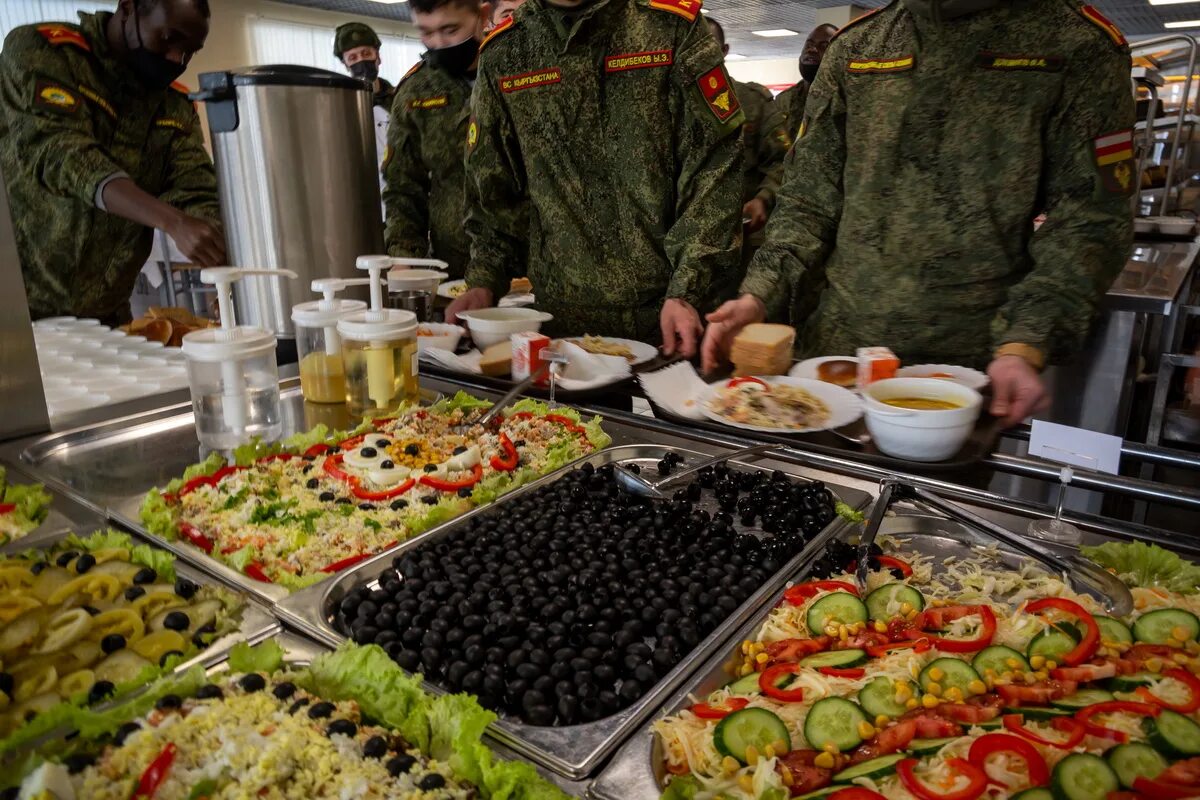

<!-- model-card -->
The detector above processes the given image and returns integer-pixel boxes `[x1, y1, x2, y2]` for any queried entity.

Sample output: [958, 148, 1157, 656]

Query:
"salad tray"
[278, 443, 871, 780]
[0, 460, 107, 553]
[588, 505, 1200, 800]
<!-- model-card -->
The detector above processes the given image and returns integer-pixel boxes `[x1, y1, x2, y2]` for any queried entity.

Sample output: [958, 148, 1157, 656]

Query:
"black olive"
[422, 495, 438, 505]
[453, 445, 468, 455]
[163, 611, 190, 631]
[457, 487, 473, 498]
[29, 561, 48, 575]
[174, 577, 199, 599]
[405, 443, 420, 455]
[359, 503, 377, 511]
[327, 718, 358, 737]
[195, 684, 224, 700]
[288, 698, 311, 714]
[87, 680, 115, 704]
[360, 446, 378, 458]
[155, 694, 182, 710]
[336, 497, 352, 505]
[319, 491, 336, 502]
[114, 720, 141, 745]
[63, 752, 96, 774]
[387, 754, 417, 776]
[239, 673, 267, 693]
[306, 477, 320, 489]
[363, 735, 388, 759]
[55, 551, 78, 567]
[308, 701, 336, 719]
[381, 460, 396, 470]
[390, 499, 408, 511]
[159, 650, 183, 667]
[132, 567, 157, 584]
[74, 553, 96, 573]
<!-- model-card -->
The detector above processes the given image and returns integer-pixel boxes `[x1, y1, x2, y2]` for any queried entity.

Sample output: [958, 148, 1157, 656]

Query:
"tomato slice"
[1136, 668, 1200, 714]
[967, 732, 1050, 789]
[1159, 757, 1200, 788]
[690, 697, 750, 720]
[727, 376, 768, 389]
[1050, 662, 1117, 682]
[867, 638, 932, 658]
[1024, 597, 1100, 667]
[765, 637, 830, 661]
[0, 503, 16, 515]
[759, 663, 805, 702]
[1132, 777, 1200, 800]
[905, 605, 996, 653]
[784, 580, 859, 605]
[897, 757, 988, 800]
[1074, 700, 1161, 744]
[1002, 714, 1087, 750]
[995, 680, 1078, 707]
[936, 695, 1003, 724]
[819, 667, 866, 679]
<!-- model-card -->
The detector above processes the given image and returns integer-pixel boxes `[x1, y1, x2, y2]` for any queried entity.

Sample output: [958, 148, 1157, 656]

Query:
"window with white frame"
[0, 1, 112, 44]
[248, 17, 423, 86]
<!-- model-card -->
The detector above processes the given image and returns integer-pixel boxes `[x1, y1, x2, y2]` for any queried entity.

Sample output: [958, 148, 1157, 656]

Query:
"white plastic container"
[291, 277, 369, 404]
[457, 307, 553, 349]
[338, 257, 419, 417]
[862, 378, 982, 462]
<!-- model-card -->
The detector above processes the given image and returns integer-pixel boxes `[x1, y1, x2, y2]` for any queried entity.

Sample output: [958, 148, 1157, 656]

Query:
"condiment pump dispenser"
[291, 277, 369, 404]
[337, 256, 419, 417]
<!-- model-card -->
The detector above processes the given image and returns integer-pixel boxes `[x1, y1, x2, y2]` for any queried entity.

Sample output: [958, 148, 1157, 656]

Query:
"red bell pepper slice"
[420, 463, 483, 492]
[134, 742, 176, 798]
[818, 667, 866, 679]
[690, 697, 750, 720]
[350, 478, 415, 502]
[1074, 700, 1160, 743]
[1024, 597, 1100, 667]
[1132, 777, 1200, 800]
[177, 473, 214, 498]
[846, 554, 914, 578]
[1136, 668, 1200, 714]
[896, 757, 988, 800]
[339, 434, 367, 451]
[544, 413, 585, 433]
[0, 503, 14, 515]
[304, 443, 333, 457]
[727, 376, 768, 389]
[321, 552, 376, 573]
[759, 663, 805, 702]
[764, 637, 830, 661]
[904, 605, 996, 653]
[828, 790, 888, 800]
[178, 521, 214, 554]
[243, 562, 272, 583]
[967, 732, 1050, 789]
[372, 417, 396, 429]
[1002, 714, 1086, 750]
[867, 638, 932, 658]
[784, 580, 860, 605]
[322, 454, 357, 486]
[489, 433, 519, 472]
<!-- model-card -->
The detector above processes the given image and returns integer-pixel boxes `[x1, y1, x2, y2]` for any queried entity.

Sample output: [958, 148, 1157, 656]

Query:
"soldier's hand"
[446, 287, 495, 324]
[660, 298, 703, 359]
[167, 214, 227, 267]
[743, 198, 769, 233]
[701, 294, 766, 374]
[987, 355, 1049, 428]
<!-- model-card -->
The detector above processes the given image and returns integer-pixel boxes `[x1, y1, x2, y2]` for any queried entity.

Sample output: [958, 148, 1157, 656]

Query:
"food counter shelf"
[276, 443, 871, 780]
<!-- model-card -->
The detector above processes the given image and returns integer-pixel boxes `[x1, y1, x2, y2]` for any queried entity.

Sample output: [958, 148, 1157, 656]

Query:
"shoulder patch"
[480, 16, 516, 51]
[698, 65, 739, 122]
[169, 81, 191, 95]
[1079, 5, 1127, 47]
[36, 24, 90, 52]
[647, 0, 702, 23]
[34, 81, 80, 116]
[832, 4, 888, 40]
[399, 60, 424, 85]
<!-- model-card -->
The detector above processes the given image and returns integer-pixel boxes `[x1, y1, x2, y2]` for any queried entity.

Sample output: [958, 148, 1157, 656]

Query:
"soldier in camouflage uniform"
[702, 0, 1135, 426]
[335, 22, 397, 179]
[774, 23, 837, 130]
[447, 0, 744, 355]
[383, 0, 491, 277]
[0, 0, 222, 323]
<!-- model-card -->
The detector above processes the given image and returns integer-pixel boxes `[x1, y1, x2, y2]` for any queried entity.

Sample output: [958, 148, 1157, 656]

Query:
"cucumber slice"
[713, 707, 791, 764]
[804, 697, 868, 752]
[1106, 671, 1158, 692]
[918, 657, 981, 696]
[1051, 688, 1116, 710]
[800, 649, 867, 670]
[726, 672, 764, 695]
[1106, 742, 1167, 789]
[974, 718, 1004, 730]
[972, 645, 1030, 678]
[909, 737, 958, 755]
[1095, 615, 1134, 645]
[1144, 709, 1200, 757]
[1027, 628, 1078, 662]
[1005, 706, 1073, 721]
[1012, 790, 1054, 800]
[864, 583, 925, 621]
[832, 753, 907, 782]
[858, 676, 909, 719]
[806, 592, 869, 637]
[1051, 753, 1119, 800]
[1133, 609, 1200, 645]
[792, 789, 840, 800]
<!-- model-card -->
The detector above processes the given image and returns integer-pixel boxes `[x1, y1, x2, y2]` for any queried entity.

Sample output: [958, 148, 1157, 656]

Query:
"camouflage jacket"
[742, 0, 1135, 367]
[0, 12, 219, 322]
[774, 78, 808, 130]
[734, 79, 789, 211]
[464, 0, 745, 340]
[383, 61, 474, 277]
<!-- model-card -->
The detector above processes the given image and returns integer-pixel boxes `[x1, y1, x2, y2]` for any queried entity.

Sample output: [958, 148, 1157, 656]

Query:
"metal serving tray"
[587, 508, 1157, 800]
[8, 380, 657, 605]
[278, 443, 871, 780]
[0, 460, 107, 554]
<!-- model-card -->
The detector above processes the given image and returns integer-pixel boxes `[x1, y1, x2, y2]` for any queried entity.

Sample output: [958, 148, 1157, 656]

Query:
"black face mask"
[350, 59, 380, 82]
[799, 62, 820, 84]
[126, 7, 187, 89]
[426, 35, 479, 77]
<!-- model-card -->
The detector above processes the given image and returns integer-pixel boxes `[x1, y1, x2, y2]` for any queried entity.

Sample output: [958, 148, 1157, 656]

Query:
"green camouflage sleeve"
[463, 60, 524, 298]
[753, 98, 791, 210]
[663, 19, 745, 308]
[383, 93, 432, 258]
[990, 39, 1135, 361]
[0, 28, 124, 206]
[740, 45, 843, 306]
[158, 103, 220, 222]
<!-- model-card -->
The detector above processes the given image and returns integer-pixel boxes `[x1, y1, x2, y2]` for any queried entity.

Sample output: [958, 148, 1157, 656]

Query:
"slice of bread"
[479, 341, 513, 377]
[733, 324, 794, 350]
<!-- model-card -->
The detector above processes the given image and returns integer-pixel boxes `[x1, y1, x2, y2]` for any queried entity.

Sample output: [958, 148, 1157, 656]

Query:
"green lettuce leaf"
[228, 639, 285, 674]
[225, 545, 259, 572]
[1081, 540, 1200, 594]
[176, 452, 227, 488]
[430, 391, 494, 415]
[62, 528, 134, 554]
[507, 398, 559, 417]
[233, 437, 280, 466]
[426, 692, 496, 785]
[139, 488, 176, 539]
[408, 495, 472, 537]
[583, 416, 612, 450]
[2, 481, 52, 526]
[58, 529, 177, 583]
[835, 501, 864, 524]
[269, 569, 328, 592]
[660, 775, 702, 800]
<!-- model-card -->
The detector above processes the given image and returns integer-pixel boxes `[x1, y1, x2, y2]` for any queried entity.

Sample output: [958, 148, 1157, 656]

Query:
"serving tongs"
[614, 443, 781, 499]
[453, 349, 570, 432]
[854, 479, 1133, 616]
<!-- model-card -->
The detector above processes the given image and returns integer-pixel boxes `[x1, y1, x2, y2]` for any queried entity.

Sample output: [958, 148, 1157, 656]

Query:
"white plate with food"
[895, 363, 989, 391]
[701, 375, 862, 433]
[437, 279, 468, 300]
[555, 335, 659, 366]
[789, 355, 859, 388]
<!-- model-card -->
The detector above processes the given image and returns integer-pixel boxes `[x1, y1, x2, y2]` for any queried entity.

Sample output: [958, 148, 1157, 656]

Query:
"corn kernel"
[944, 687, 964, 703]
[858, 721, 876, 739]
[1186, 641, 1200, 655]
[746, 745, 760, 765]
[825, 625, 839, 637]
[874, 620, 889, 634]
[922, 694, 940, 709]
[967, 679, 987, 696]
[1005, 658, 1021, 670]
[722, 756, 740, 775]
[780, 765, 795, 787]
[1174, 653, 1190, 665]
[1045, 660, 1058, 671]
[738, 774, 755, 792]
[753, 643, 765, 654]
[931, 599, 946, 607]
[905, 610, 919, 621]
[1034, 671, 1049, 681]
[1147, 658, 1164, 674]
[814, 752, 835, 769]
[1173, 627, 1192, 642]
[906, 698, 920, 710]
[894, 685, 913, 703]
[772, 739, 789, 755]
[1029, 655, 1046, 669]
[764, 744, 776, 759]
[875, 714, 891, 727]
[910, 664, 922, 679]
[900, 602, 914, 614]
[839, 625, 849, 641]
[1169, 639, 1185, 650]
[823, 743, 838, 753]
[1117, 641, 1133, 653]
[756, 653, 770, 665]
[739, 663, 754, 677]
[928, 667, 945, 681]
[741, 641, 752, 655]
[926, 682, 942, 697]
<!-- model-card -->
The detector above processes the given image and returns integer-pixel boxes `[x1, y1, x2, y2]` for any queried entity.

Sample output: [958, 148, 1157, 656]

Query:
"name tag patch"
[408, 95, 448, 109]
[697, 65, 739, 122]
[605, 49, 673, 72]
[977, 53, 1064, 72]
[500, 68, 562, 93]
[847, 56, 914, 74]
[1094, 129, 1134, 194]
[155, 117, 186, 131]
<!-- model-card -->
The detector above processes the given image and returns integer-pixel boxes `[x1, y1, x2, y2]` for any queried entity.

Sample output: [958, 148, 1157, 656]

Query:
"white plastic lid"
[291, 298, 367, 328]
[181, 326, 277, 362]
[337, 308, 418, 341]
[387, 269, 449, 290]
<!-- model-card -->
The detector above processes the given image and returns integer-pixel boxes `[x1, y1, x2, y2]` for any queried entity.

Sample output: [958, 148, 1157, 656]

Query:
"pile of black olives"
[809, 540, 892, 580]
[337, 462, 836, 727]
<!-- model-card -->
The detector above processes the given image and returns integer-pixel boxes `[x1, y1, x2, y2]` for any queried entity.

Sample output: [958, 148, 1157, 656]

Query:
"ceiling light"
[1151, 0, 1199, 5]
[751, 28, 798, 37]
[700, 8, 710, 14]
[726, 53, 747, 60]
[366, 0, 408, 4]
[1164, 18, 1200, 26]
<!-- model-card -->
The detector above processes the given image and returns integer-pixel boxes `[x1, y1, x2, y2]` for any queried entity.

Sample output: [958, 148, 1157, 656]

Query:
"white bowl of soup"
[862, 377, 982, 462]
